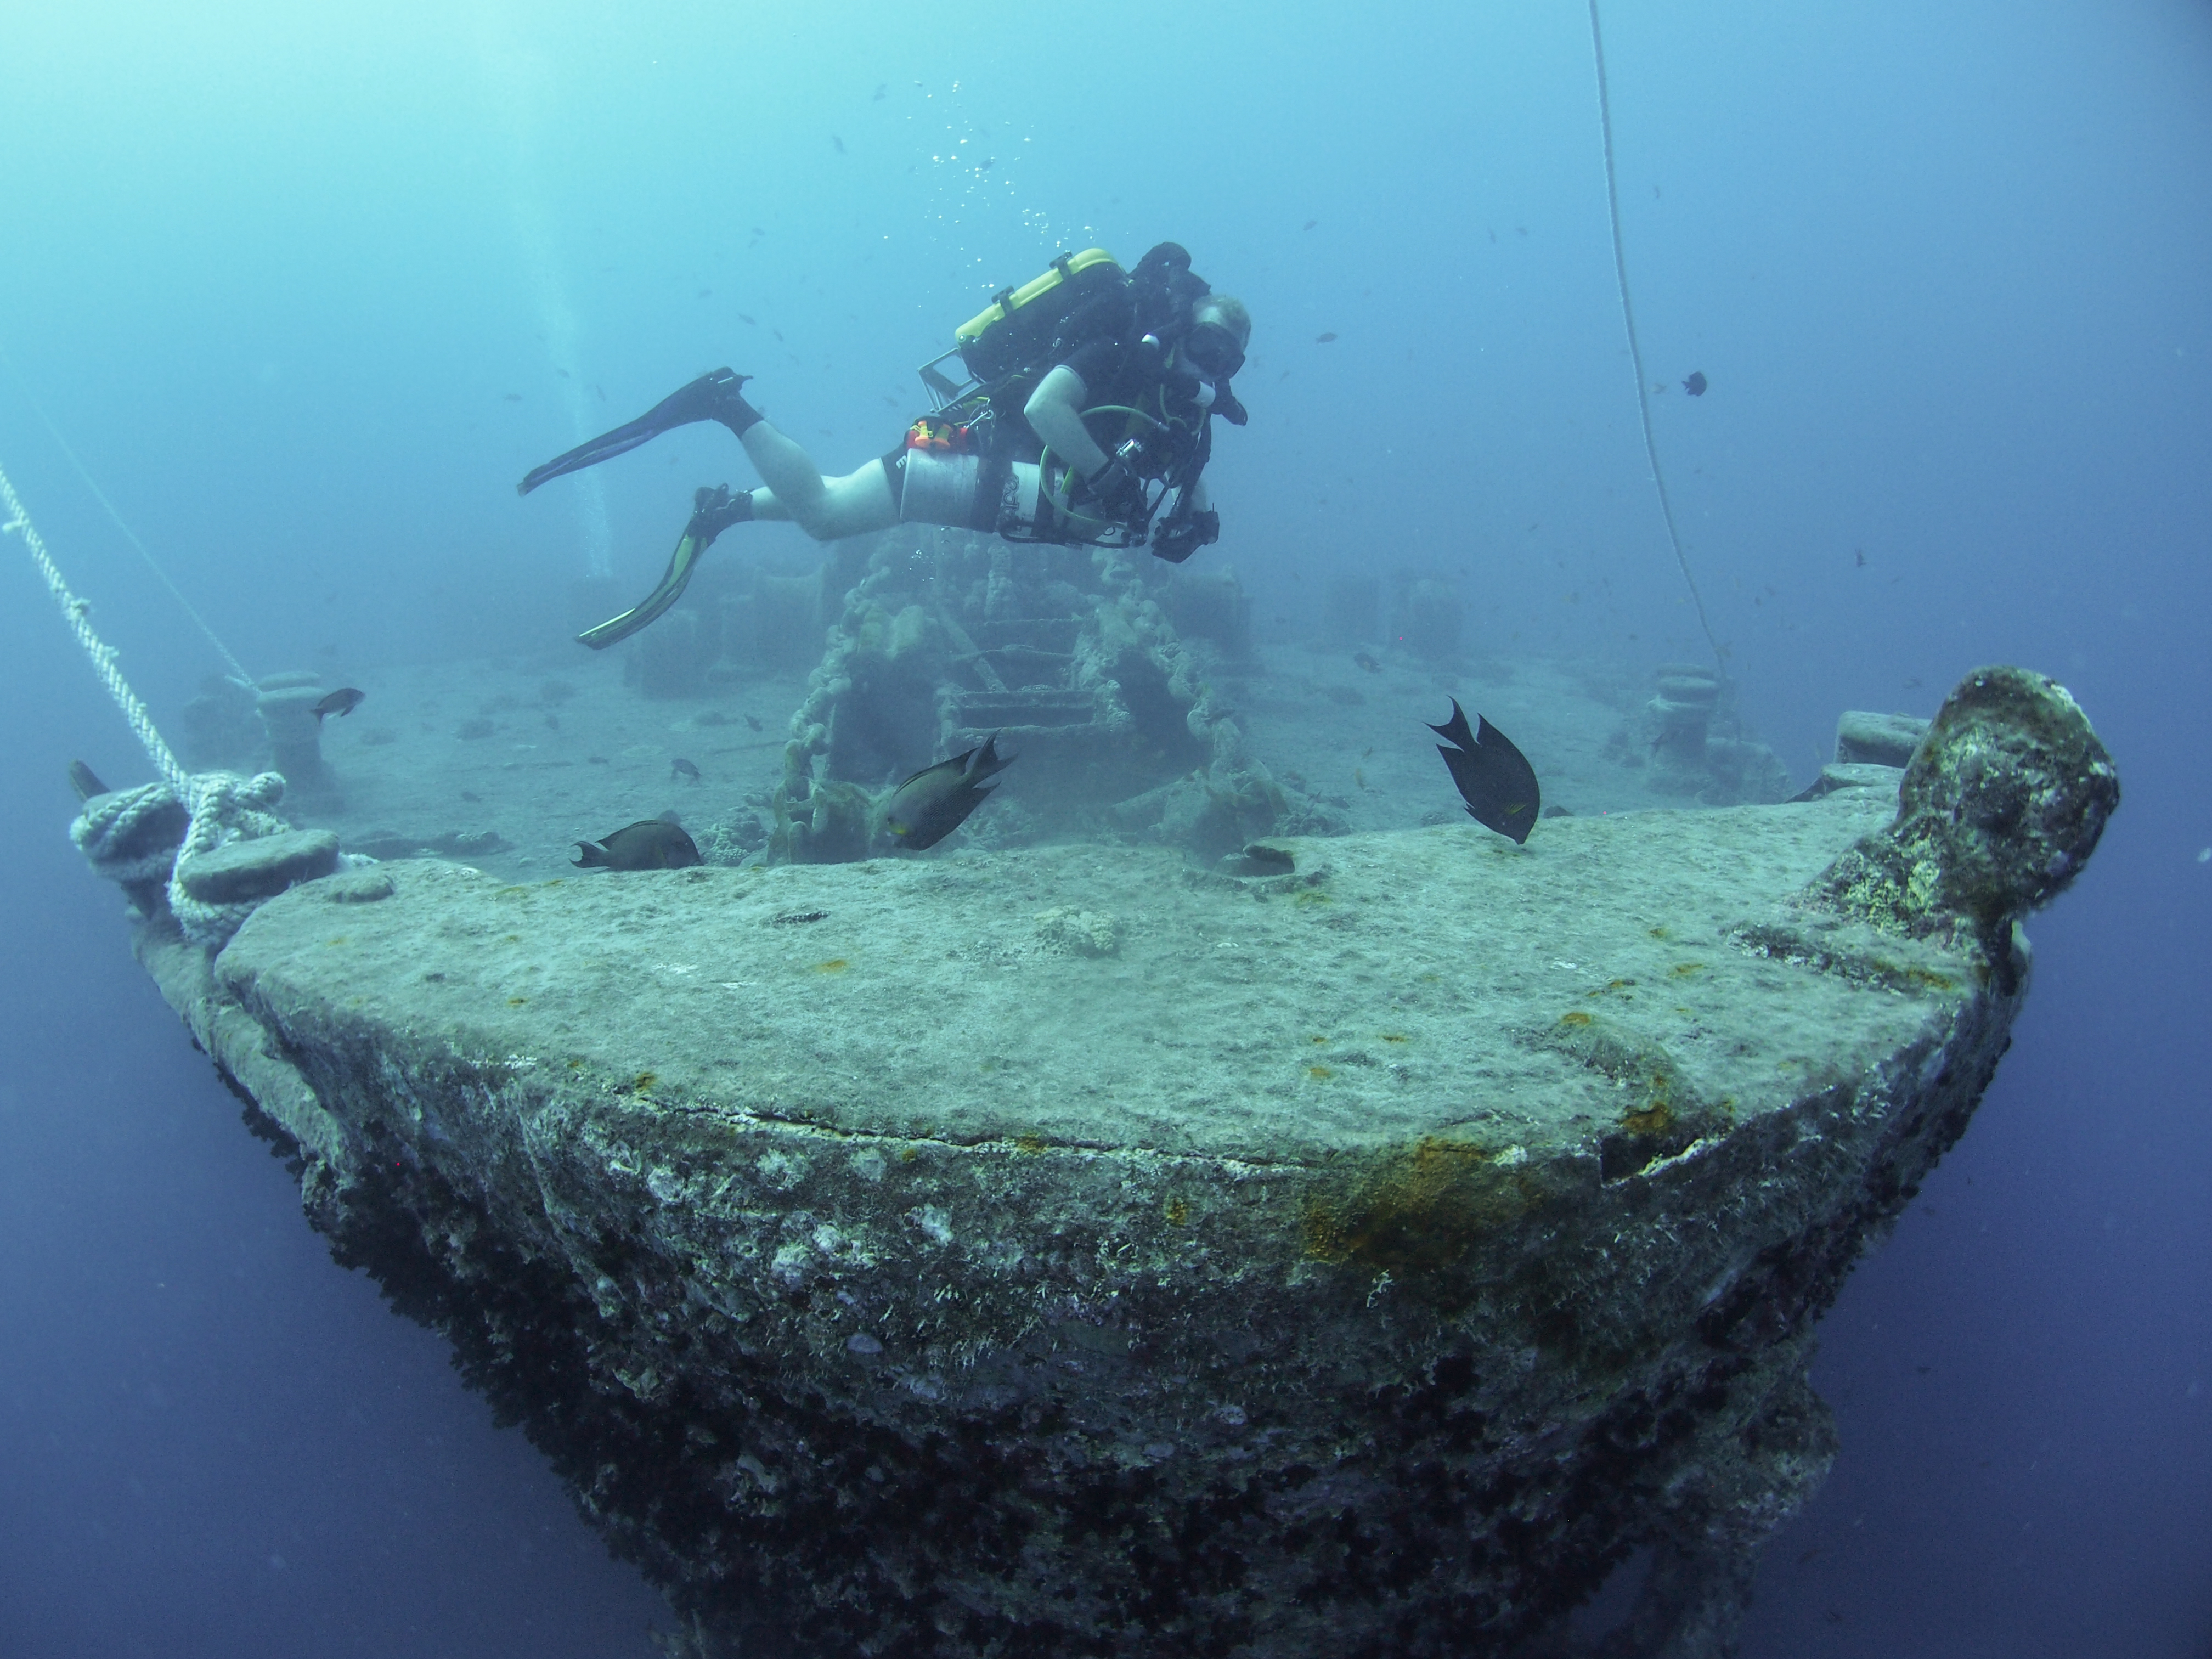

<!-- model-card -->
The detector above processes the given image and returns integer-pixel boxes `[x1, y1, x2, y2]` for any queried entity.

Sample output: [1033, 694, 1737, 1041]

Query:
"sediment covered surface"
[137, 785, 2016, 1657]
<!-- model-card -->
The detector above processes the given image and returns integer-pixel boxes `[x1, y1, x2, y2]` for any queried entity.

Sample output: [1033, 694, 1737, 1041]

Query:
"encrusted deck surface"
[218, 790, 1942, 1163]
[140, 783, 2009, 1658]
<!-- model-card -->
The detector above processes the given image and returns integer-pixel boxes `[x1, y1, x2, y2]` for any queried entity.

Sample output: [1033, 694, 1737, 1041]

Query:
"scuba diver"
[518, 242, 1251, 648]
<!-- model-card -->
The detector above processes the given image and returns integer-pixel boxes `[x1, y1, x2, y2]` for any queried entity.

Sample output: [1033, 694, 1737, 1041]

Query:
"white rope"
[0, 344, 255, 688]
[1, 458, 191, 796]
[7, 453, 319, 949]
[1587, 0, 1725, 670]
[164, 770, 296, 947]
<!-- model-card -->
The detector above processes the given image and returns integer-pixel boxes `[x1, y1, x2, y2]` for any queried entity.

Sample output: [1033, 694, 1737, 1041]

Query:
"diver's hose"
[1080, 404, 1165, 430]
[1040, 404, 1170, 531]
[1587, 0, 1725, 670]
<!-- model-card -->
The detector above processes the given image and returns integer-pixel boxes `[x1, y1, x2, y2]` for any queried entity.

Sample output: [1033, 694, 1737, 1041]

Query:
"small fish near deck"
[1429, 698, 1542, 843]
[572, 820, 702, 871]
[311, 687, 366, 724]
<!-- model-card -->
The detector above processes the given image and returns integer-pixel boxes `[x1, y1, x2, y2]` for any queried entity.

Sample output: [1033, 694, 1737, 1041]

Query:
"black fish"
[573, 820, 703, 871]
[1427, 699, 1541, 844]
[313, 687, 366, 723]
[744, 714, 763, 731]
[882, 735, 1013, 851]
[1352, 651, 1380, 673]
[873, 83, 887, 100]
[672, 758, 701, 783]
[69, 760, 108, 801]
[1316, 332, 1338, 343]
[831, 135, 845, 154]
[1219, 844, 1295, 878]
[1682, 371, 1708, 397]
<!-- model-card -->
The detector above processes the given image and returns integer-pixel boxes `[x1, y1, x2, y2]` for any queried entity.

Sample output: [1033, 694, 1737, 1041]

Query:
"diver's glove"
[1084, 456, 1149, 524]
[1150, 509, 1220, 564]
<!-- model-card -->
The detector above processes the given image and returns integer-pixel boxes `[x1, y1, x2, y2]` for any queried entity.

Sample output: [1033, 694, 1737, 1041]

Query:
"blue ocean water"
[1, 1, 2206, 1653]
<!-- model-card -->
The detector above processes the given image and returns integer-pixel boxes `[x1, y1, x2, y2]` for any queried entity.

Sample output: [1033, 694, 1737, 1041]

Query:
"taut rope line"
[5, 458, 300, 948]
[0, 459, 189, 794]
[0, 343, 255, 688]
[1586, 0, 1726, 669]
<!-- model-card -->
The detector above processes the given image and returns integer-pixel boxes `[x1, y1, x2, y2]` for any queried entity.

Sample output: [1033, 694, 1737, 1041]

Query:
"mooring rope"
[1586, 0, 1726, 669]
[5, 456, 303, 947]
[0, 343, 255, 688]
[1, 459, 191, 796]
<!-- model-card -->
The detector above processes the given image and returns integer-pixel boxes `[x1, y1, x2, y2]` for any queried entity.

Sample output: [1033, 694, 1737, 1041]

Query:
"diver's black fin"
[576, 486, 753, 651]
[519, 369, 758, 496]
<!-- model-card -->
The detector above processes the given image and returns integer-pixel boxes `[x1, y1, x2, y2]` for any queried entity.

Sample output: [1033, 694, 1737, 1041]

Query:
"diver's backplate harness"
[900, 243, 1244, 558]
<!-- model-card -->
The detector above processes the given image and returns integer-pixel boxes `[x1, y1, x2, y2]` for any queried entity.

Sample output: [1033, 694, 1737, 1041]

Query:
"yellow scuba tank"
[947, 249, 1125, 386]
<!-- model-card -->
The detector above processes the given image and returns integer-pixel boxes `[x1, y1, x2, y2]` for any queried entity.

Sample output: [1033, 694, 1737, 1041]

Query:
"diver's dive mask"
[1183, 320, 1246, 381]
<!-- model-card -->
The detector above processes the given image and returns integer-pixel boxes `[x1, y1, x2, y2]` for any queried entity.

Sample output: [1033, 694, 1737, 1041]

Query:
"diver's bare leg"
[740, 424, 898, 541]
